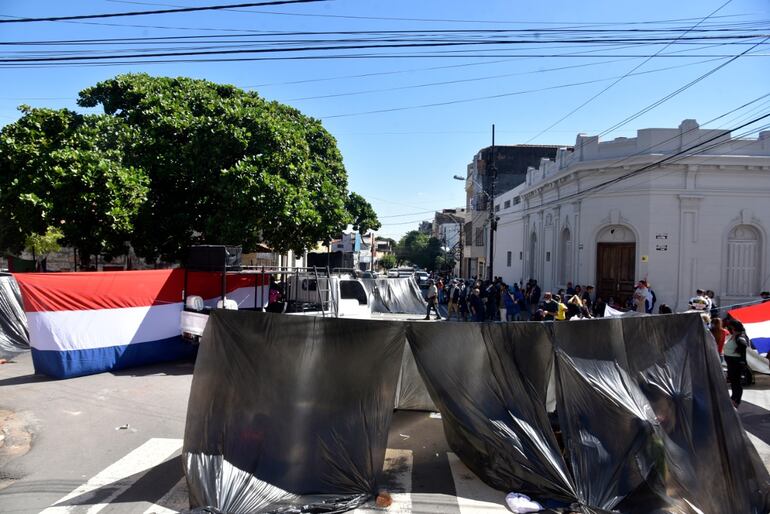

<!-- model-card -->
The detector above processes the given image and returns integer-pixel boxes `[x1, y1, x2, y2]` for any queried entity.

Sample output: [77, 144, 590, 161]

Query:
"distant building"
[418, 220, 433, 235]
[493, 119, 770, 310]
[462, 144, 564, 279]
[432, 208, 466, 275]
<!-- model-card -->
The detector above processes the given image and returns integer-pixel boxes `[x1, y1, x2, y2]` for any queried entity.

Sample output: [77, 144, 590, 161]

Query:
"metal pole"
[488, 124, 496, 283]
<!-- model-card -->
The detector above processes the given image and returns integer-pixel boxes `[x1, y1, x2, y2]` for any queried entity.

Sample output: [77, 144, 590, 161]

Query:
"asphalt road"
[1, 351, 769, 513]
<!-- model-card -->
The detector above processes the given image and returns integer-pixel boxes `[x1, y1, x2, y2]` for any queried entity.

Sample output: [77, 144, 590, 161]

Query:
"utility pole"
[487, 124, 497, 283]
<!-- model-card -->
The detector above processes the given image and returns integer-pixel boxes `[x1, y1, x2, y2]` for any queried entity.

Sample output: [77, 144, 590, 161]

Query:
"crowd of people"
[425, 277, 609, 322]
[423, 274, 766, 410]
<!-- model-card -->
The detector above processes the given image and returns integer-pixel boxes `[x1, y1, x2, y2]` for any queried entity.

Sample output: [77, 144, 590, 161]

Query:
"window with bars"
[504, 200, 511, 209]
[506, 251, 512, 267]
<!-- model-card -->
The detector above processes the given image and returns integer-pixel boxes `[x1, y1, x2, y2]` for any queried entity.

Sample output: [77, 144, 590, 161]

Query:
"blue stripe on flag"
[752, 337, 770, 355]
[31, 337, 197, 379]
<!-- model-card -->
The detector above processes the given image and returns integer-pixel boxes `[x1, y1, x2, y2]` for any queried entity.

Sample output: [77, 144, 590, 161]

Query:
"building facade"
[462, 144, 562, 279]
[493, 120, 770, 311]
[432, 208, 466, 275]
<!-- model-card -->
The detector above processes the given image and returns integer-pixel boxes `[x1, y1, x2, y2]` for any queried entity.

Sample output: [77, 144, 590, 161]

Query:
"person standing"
[424, 280, 442, 320]
[710, 317, 728, 356]
[540, 292, 558, 321]
[528, 280, 542, 317]
[470, 287, 484, 322]
[724, 319, 750, 407]
[581, 285, 595, 313]
[447, 280, 461, 320]
[633, 280, 650, 314]
[512, 283, 525, 321]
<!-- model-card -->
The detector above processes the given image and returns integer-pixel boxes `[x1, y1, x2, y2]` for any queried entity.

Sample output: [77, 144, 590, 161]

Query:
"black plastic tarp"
[393, 341, 436, 411]
[183, 311, 405, 513]
[361, 277, 426, 315]
[407, 321, 577, 503]
[553, 315, 770, 513]
[408, 314, 770, 513]
[0, 273, 29, 359]
[184, 312, 770, 513]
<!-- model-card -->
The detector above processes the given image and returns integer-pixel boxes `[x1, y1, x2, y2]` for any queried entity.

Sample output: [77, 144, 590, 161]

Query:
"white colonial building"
[492, 119, 770, 311]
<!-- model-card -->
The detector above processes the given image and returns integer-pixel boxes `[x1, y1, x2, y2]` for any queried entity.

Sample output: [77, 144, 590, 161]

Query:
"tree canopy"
[395, 230, 443, 270]
[0, 74, 379, 264]
[0, 106, 148, 264]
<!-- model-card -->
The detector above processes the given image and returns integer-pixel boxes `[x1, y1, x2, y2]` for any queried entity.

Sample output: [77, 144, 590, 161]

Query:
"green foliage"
[77, 73, 355, 260]
[0, 107, 148, 264]
[395, 230, 443, 270]
[434, 253, 456, 273]
[379, 253, 397, 270]
[25, 226, 63, 268]
[345, 192, 381, 236]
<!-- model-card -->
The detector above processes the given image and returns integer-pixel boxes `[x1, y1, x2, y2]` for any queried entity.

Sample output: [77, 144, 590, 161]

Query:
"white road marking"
[742, 389, 770, 411]
[447, 452, 508, 513]
[355, 449, 413, 513]
[747, 432, 770, 466]
[143, 477, 188, 514]
[40, 438, 182, 514]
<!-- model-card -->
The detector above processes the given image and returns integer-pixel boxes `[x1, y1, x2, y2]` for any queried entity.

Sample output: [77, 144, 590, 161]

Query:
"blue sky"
[1, 0, 768, 239]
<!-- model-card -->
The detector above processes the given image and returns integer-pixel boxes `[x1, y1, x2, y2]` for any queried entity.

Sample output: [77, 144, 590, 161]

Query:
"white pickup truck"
[180, 272, 372, 342]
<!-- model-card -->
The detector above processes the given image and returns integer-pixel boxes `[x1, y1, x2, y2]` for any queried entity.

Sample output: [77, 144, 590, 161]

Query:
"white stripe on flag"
[27, 304, 183, 351]
[40, 438, 182, 514]
[447, 452, 508, 513]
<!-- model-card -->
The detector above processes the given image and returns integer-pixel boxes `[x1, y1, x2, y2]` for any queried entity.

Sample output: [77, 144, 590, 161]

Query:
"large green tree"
[346, 192, 381, 235]
[395, 230, 443, 270]
[0, 107, 148, 266]
[76, 73, 376, 261]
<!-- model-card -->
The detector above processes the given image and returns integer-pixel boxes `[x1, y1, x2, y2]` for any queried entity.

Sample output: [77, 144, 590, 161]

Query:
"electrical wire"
[523, 0, 734, 144]
[0, 0, 328, 24]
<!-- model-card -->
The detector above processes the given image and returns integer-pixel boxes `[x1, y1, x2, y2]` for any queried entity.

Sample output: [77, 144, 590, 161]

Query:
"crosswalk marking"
[355, 449, 413, 513]
[38, 434, 770, 514]
[447, 453, 508, 513]
[747, 432, 770, 465]
[743, 389, 770, 411]
[143, 478, 188, 514]
[41, 438, 182, 514]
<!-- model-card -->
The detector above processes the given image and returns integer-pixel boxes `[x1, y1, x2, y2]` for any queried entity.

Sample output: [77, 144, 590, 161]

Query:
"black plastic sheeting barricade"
[183, 311, 405, 513]
[184, 312, 770, 514]
[409, 314, 770, 513]
[393, 341, 436, 412]
[360, 277, 426, 315]
[0, 273, 30, 359]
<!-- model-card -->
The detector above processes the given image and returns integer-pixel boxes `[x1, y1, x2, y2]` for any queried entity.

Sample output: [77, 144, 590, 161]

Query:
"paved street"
[0, 351, 768, 514]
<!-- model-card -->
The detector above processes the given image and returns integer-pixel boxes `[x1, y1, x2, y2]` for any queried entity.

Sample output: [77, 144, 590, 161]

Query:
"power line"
[523, 0, 734, 144]
[495, 110, 770, 221]
[595, 35, 770, 139]
[103, 1, 758, 27]
[320, 55, 737, 119]
[0, 0, 327, 24]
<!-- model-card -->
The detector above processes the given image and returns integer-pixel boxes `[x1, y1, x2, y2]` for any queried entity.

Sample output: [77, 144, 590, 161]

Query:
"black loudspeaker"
[186, 245, 242, 272]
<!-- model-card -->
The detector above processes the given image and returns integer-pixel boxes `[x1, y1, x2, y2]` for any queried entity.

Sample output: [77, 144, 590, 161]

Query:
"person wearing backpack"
[724, 318, 751, 407]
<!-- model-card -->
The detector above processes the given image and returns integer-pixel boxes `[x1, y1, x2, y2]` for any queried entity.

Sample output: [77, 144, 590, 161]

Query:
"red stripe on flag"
[728, 300, 770, 324]
[15, 269, 268, 312]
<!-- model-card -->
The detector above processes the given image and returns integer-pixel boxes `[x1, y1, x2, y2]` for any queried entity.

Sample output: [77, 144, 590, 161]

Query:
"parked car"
[414, 271, 430, 287]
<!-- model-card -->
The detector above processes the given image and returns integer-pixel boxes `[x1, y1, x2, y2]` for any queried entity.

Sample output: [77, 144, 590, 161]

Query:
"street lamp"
[453, 124, 497, 282]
